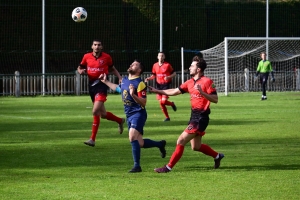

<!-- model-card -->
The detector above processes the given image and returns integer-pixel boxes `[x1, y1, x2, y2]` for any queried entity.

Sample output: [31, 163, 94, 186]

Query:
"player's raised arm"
[194, 84, 218, 104]
[99, 73, 121, 93]
[129, 83, 147, 108]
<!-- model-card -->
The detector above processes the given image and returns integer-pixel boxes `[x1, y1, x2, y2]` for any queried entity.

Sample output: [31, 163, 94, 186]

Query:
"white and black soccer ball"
[71, 7, 87, 22]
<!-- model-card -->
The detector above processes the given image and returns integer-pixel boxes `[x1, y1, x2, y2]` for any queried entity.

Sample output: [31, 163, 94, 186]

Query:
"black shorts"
[259, 73, 269, 83]
[89, 81, 108, 102]
[156, 82, 171, 90]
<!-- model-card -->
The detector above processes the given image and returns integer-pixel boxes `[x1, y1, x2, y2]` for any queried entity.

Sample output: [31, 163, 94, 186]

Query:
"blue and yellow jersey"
[121, 76, 147, 116]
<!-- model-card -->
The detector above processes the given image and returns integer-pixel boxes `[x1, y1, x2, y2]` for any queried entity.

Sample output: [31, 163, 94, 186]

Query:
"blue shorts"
[126, 111, 147, 135]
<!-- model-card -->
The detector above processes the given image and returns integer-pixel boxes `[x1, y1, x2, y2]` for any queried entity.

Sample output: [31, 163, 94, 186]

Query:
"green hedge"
[1, 0, 299, 74]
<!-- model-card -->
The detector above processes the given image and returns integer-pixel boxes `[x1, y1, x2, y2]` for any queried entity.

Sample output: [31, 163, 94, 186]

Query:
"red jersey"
[179, 76, 217, 114]
[80, 52, 113, 81]
[152, 62, 174, 85]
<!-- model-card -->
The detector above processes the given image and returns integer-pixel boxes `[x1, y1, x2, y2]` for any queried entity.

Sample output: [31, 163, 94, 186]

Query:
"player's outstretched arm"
[148, 86, 181, 96]
[99, 74, 121, 93]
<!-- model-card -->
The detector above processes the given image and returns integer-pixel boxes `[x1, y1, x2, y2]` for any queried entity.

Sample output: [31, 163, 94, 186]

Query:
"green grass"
[0, 92, 300, 200]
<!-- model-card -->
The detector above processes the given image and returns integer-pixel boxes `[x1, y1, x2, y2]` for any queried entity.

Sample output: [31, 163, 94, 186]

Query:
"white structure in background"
[199, 37, 300, 95]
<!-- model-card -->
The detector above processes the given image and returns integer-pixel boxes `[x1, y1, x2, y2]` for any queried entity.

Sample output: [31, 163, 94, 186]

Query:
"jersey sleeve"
[268, 61, 273, 72]
[206, 79, 217, 94]
[80, 54, 87, 66]
[107, 55, 114, 69]
[137, 81, 147, 98]
[179, 80, 189, 94]
[256, 62, 260, 71]
[168, 63, 174, 74]
[152, 64, 157, 75]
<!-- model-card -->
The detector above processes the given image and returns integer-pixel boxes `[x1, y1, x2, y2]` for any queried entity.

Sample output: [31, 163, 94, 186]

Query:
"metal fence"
[0, 72, 189, 96]
[1, 70, 299, 97]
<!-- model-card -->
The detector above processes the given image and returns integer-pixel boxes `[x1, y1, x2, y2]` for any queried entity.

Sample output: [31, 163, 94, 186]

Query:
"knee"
[177, 137, 186, 146]
[92, 110, 99, 116]
[129, 137, 134, 142]
[160, 99, 166, 105]
[129, 134, 137, 142]
[98, 112, 106, 119]
[129, 137, 142, 147]
[191, 145, 198, 151]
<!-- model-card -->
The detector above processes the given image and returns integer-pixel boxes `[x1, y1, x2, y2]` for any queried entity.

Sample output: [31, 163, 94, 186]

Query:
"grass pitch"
[0, 92, 300, 199]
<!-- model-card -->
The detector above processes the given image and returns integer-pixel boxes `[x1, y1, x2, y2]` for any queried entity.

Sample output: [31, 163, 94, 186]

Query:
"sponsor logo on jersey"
[99, 60, 104, 65]
[88, 67, 104, 72]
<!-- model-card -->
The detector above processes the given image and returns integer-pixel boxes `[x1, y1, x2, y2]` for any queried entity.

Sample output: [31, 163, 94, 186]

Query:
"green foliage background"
[1, 0, 300, 74]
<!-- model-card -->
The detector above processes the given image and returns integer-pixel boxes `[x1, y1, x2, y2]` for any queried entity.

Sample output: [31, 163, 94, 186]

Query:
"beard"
[127, 68, 134, 74]
[190, 71, 196, 77]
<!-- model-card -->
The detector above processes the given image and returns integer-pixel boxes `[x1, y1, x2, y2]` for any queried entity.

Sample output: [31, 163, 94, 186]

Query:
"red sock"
[160, 103, 169, 118]
[198, 144, 218, 158]
[167, 144, 184, 169]
[164, 100, 173, 106]
[106, 111, 122, 124]
[91, 116, 100, 141]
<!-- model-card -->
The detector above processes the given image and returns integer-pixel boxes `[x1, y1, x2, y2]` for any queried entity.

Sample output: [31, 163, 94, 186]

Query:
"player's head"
[91, 39, 103, 53]
[190, 56, 207, 76]
[260, 52, 266, 60]
[128, 59, 144, 75]
[157, 52, 165, 62]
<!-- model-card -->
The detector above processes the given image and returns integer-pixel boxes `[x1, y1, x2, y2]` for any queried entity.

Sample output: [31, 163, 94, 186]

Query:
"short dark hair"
[192, 56, 207, 71]
[134, 59, 144, 74]
[92, 39, 102, 44]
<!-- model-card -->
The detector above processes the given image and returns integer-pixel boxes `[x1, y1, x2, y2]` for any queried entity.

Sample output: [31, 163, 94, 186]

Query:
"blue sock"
[131, 140, 140, 167]
[143, 138, 160, 148]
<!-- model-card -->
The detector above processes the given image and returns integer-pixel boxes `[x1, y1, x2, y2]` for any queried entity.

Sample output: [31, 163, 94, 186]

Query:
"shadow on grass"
[0, 118, 266, 135]
[185, 164, 300, 171]
[147, 119, 265, 127]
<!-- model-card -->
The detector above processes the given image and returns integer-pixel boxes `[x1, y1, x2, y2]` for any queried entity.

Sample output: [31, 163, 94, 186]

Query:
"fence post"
[296, 68, 300, 91]
[244, 68, 249, 91]
[15, 71, 20, 97]
[75, 70, 80, 95]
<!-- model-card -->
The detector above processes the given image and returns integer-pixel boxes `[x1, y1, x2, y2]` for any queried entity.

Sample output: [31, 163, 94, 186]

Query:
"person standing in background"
[255, 52, 275, 100]
[145, 52, 177, 121]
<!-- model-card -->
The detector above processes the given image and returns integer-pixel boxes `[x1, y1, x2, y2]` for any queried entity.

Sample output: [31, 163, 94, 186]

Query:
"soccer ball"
[71, 7, 87, 22]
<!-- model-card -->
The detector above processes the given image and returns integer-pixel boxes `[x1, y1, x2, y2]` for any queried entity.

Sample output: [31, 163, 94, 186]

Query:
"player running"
[77, 39, 125, 147]
[149, 56, 224, 173]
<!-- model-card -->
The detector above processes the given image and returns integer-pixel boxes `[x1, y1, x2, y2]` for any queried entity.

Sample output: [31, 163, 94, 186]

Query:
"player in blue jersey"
[99, 59, 167, 173]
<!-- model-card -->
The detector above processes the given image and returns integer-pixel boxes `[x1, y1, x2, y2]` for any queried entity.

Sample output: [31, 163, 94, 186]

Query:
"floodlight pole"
[42, 0, 46, 95]
[181, 47, 184, 84]
[266, 0, 269, 59]
[159, 0, 163, 51]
